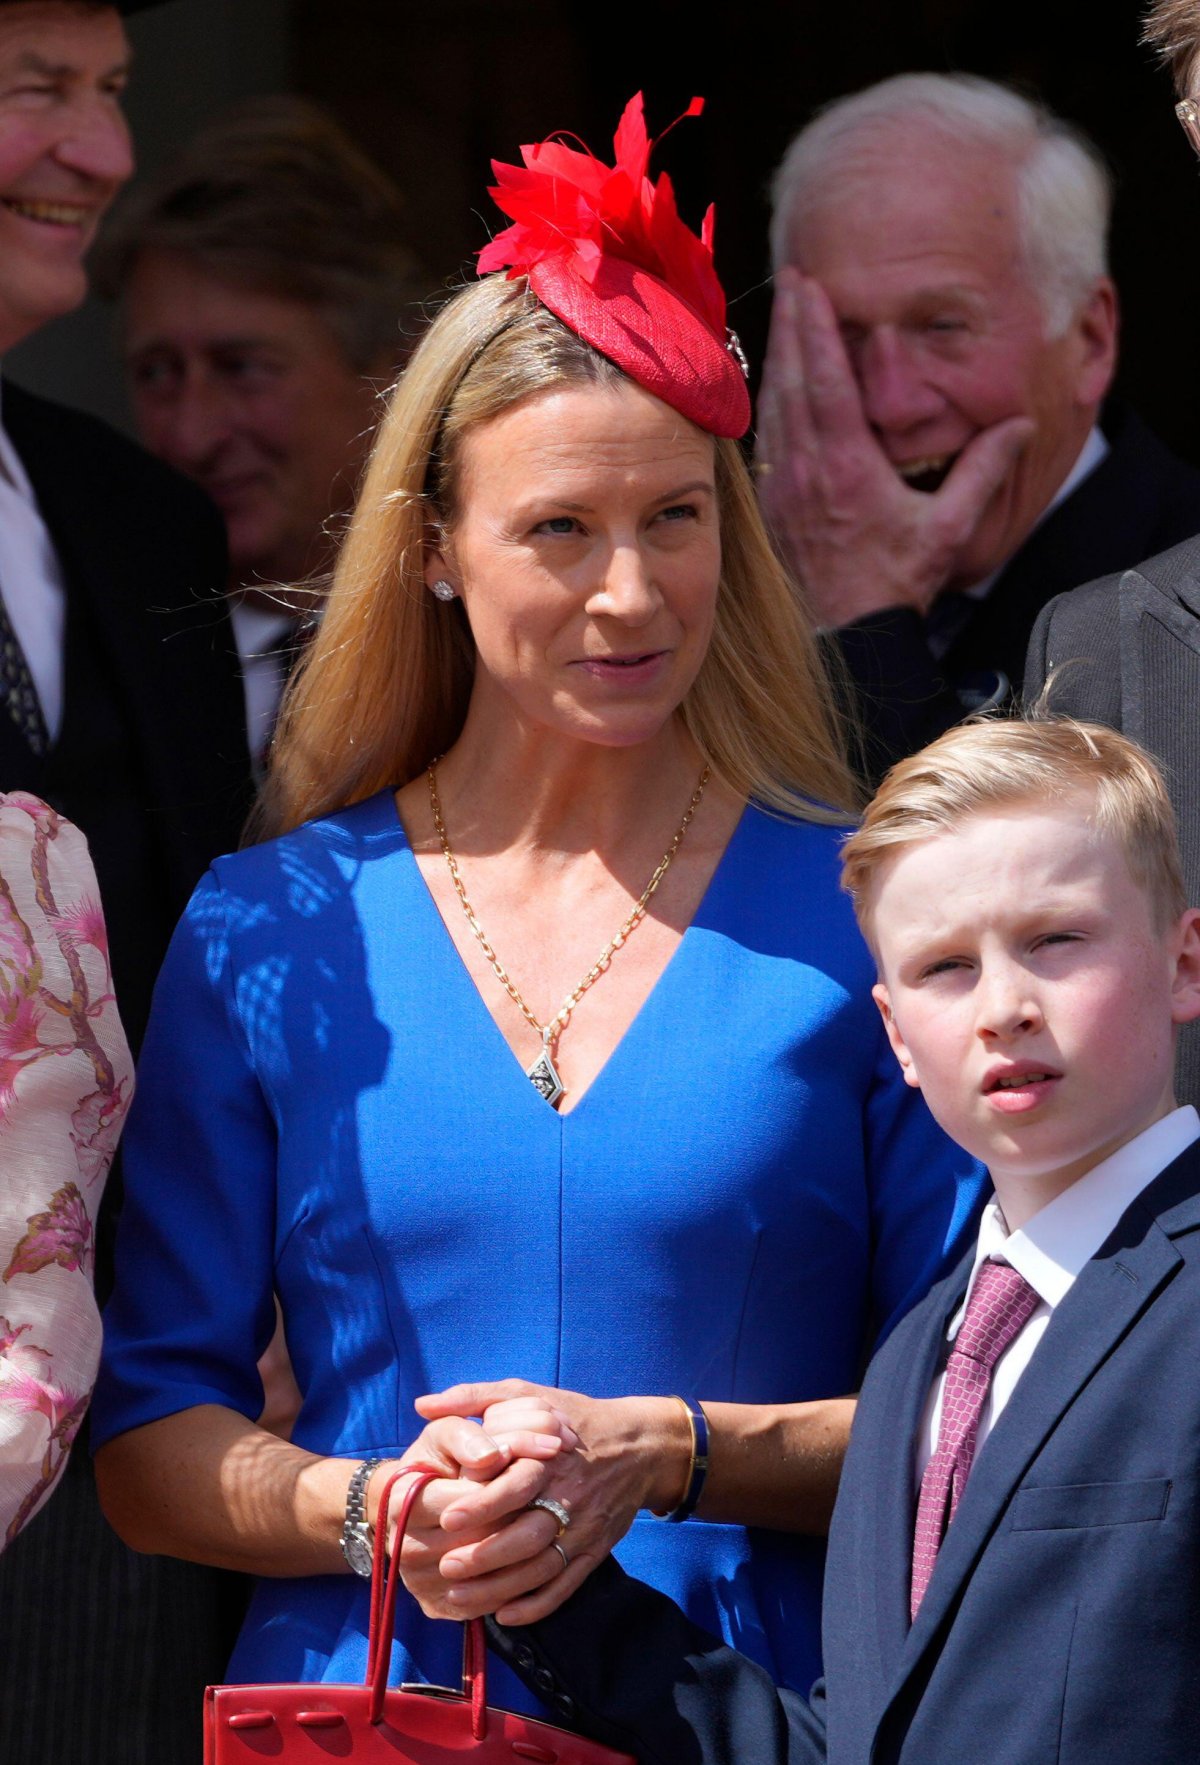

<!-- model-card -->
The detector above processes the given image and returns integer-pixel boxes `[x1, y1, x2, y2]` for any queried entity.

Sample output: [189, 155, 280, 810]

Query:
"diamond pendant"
[526, 1029, 565, 1108]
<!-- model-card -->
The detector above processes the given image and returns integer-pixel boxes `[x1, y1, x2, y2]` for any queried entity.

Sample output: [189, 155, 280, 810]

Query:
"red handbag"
[204, 1468, 636, 1763]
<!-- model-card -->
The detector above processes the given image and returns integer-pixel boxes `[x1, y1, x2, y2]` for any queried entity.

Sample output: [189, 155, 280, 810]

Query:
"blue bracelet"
[664, 1399, 709, 1522]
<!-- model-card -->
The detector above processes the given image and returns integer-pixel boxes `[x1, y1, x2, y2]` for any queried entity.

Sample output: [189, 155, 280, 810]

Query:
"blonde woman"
[92, 98, 983, 1713]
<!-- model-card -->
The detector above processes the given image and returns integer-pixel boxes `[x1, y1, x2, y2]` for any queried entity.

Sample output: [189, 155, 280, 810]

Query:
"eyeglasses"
[1176, 97, 1200, 156]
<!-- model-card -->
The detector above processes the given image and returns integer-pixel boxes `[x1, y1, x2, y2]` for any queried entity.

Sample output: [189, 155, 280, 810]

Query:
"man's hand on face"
[755, 269, 1034, 628]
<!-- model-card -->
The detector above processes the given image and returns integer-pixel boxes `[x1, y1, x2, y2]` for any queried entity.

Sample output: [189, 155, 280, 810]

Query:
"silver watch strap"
[344, 1457, 383, 1532]
[341, 1457, 384, 1576]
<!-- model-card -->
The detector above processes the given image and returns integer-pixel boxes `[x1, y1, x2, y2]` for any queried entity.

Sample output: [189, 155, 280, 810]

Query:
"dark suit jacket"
[0, 378, 251, 1046]
[491, 1140, 1200, 1765]
[1024, 534, 1200, 1111]
[0, 381, 252, 1764]
[836, 405, 1200, 782]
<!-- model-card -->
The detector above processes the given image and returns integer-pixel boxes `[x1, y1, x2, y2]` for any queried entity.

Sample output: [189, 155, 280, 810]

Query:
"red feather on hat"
[477, 95, 749, 438]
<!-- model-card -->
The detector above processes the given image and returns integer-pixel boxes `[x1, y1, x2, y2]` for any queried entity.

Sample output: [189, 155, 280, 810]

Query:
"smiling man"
[0, 1, 130, 336]
[0, 4, 251, 1762]
[758, 74, 1200, 781]
[0, 0, 249, 1038]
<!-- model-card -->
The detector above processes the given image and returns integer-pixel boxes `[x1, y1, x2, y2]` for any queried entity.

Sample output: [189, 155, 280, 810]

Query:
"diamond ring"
[526, 1495, 571, 1537]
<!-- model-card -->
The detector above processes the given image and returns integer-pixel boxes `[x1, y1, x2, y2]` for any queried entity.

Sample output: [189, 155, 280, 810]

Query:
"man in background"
[1025, 0, 1200, 1113]
[0, 3, 251, 1760]
[757, 72, 1200, 779]
[98, 96, 431, 769]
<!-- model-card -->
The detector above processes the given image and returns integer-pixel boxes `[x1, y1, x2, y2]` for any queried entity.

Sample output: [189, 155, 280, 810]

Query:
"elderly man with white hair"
[758, 73, 1200, 778]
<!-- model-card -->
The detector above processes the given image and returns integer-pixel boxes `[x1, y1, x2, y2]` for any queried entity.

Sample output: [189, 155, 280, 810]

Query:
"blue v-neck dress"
[92, 791, 985, 1707]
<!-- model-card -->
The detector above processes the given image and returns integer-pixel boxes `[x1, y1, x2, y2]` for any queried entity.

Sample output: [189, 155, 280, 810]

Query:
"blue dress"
[92, 792, 985, 1707]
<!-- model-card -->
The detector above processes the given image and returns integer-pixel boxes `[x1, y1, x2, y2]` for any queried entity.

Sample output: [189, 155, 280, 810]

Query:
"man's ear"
[872, 981, 921, 1088]
[1070, 277, 1118, 409]
[1169, 908, 1200, 1025]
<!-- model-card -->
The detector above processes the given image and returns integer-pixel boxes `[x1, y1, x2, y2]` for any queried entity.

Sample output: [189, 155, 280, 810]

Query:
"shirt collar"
[0, 372, 34, 500]
[960, 1105, 1200, 1316]
[229, 596, 303, 657]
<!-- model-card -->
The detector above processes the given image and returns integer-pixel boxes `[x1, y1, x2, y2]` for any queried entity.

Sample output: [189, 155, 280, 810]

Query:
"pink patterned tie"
[910, 1258, 1041, 1620]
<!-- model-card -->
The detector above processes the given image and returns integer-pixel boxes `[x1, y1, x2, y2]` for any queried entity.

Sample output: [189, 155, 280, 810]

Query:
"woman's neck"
[431, 713, 712, 862]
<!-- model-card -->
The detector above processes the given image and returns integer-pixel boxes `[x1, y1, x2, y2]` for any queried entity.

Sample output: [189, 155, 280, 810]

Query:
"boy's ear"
[872, 982, 922, 1088]
[1169, 908, 1200, 1025]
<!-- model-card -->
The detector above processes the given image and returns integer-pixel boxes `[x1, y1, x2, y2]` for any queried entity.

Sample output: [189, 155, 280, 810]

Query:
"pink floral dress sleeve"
[0, 791, 133, 1545]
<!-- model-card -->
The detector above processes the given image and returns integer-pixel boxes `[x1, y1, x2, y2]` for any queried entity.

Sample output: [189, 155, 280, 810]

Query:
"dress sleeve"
[90, 868, 279, 1448]
[0, 793, 133, 1543]
[487, 1557, 827, 1765]
[861, 1005, 986, 1347]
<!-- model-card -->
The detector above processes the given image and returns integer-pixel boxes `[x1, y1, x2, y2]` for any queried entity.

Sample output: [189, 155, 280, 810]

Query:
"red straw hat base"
[529, 258, 750, 439]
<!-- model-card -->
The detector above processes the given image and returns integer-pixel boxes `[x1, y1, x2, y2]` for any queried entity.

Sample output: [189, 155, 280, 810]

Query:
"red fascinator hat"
[477, 94, 751, 439]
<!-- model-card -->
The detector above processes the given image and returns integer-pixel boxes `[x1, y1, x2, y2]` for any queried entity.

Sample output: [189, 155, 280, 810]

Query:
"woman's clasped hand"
[398, 1385, 705, 1627]
[390, 1397, 578, 1622]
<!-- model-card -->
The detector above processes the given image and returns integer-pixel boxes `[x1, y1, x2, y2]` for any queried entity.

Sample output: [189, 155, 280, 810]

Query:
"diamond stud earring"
[430, 579, 458, 602]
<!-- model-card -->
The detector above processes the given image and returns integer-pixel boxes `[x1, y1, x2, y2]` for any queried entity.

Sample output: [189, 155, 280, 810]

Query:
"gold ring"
[526, 1495, 570, 1537]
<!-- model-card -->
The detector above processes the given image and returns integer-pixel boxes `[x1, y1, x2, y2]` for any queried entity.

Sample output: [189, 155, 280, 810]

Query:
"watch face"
[342, 1525, 374, 1578]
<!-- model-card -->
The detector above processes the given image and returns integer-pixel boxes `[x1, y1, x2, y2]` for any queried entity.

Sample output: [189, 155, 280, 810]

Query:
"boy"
[486, 718, 1200, 1764]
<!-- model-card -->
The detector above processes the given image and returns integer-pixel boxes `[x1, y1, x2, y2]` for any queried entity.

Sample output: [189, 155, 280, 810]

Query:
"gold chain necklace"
[427, 760, 712, 1108]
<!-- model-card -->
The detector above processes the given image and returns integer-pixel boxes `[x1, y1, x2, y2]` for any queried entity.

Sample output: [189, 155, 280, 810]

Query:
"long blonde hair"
[256, 274, 857, 839]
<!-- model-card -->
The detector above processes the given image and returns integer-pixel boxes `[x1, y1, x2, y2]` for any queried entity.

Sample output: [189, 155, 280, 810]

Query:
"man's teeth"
[3, 199, 89, 225]
[993, 1074, 1051, 1089]
[897, 454, 955, 482]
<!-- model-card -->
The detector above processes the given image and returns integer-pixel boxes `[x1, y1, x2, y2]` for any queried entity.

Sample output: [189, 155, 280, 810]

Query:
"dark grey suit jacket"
[1025, 532, 1200, 1109]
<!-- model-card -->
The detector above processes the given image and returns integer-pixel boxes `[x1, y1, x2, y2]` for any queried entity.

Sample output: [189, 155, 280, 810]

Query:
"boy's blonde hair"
[841, 718, 1187, 944]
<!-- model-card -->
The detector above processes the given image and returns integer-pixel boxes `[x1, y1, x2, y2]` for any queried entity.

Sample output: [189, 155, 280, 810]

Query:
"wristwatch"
[341, 1458, 383, 1577]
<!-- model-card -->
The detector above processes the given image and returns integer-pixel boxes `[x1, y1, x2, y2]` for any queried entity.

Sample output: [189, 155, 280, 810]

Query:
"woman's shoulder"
[736, 801, 853, 883]
[160, 791, 411, 1005]
[205, 789, 408, 897]
[704, 802, 869, 977]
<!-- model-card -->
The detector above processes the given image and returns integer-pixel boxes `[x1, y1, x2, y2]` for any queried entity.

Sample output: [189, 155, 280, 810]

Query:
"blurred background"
[13, 0, 1197, 462]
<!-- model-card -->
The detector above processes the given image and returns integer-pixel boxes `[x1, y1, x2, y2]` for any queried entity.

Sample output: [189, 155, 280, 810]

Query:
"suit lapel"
[950, 406, 1152, 685]
[872, 1266, 969, 1671]
[890, 1199, 1184, 1700]
[1, 380, 250, 893]
[1118, 564, 1200, 1114]
[5, 391, 180, 750]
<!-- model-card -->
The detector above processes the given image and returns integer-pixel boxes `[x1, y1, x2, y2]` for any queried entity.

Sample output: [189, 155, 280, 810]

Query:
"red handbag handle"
[366, 1466, 488, 1739]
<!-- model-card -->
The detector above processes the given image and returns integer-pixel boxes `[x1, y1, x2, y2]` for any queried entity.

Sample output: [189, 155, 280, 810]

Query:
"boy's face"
[870, 795, 1200, 1223]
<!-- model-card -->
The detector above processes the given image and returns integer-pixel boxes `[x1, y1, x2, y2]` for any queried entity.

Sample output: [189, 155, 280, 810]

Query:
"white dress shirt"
[915, 1105, 1200, 1488]
[228, 596, 304, 775]
[0, 378, 69, 742]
